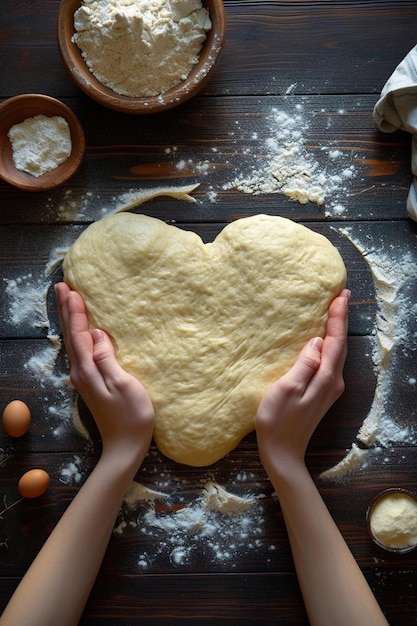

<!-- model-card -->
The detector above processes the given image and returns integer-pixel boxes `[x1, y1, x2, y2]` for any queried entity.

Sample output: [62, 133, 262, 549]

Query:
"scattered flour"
[285, 83, 297, 95]
[60, 456, 84, 485]
[8, 115, 71, 177]
[200, 481, 255, 515]
[72, 0, 212, 97]
[113, 183, 199, 211]
[124, 481, 168, 506]
[25, 343, 67, 388]
[2, 265, 75, 434]
[45, 189, 94, 222]
[43, 183, 199, 222]
[321, 225, 417, 480]
[4, 274, 50, 329]
[355, 244, 417, 448]
[222, 107, 356, 213]
[116, 477, 267, 568]
[320, 444, 371, 481]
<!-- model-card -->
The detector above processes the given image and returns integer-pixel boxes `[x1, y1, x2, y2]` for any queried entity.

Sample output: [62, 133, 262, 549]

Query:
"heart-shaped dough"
[63, 213, 346, 466]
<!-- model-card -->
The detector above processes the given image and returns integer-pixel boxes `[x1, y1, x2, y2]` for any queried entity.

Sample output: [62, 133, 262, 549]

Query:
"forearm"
[0, 451, 138, 626]
[269, 462, 388, 626]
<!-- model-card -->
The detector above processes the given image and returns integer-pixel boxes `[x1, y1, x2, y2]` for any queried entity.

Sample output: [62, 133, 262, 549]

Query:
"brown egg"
[18, 469, 50, 499]
[2, 400, 32, 437]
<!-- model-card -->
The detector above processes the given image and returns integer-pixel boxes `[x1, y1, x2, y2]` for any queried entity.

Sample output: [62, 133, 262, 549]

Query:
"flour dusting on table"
[221, 106, 357, 214]
[43, 184, 200, 222]
[321, 225, 417, 480]
[4, 275, 50, 329]
[113, 475, 270, 568]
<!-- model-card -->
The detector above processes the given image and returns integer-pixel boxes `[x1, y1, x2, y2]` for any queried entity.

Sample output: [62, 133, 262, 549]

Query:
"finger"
[256, 336, 324, 423]
[319, 290, 349, 378]
[91, 329, 122, 388]
[66, 290, 95, 369]
[54, 282, 70, 328]
[282, 336, 324, 394]
[92, 329, 131, 393]
[326, 289, 350, 340]
[55, 282, 73, 359]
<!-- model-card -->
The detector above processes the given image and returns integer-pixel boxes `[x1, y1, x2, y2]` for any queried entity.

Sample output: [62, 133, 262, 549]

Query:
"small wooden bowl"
[366, 488, 417, 554]
[0, 94, 85, 192]
[57, 0, 226, 114]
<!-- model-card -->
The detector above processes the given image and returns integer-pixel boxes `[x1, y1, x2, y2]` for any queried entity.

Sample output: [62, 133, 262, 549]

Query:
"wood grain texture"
[1, 1, 417, 624]
[0, 95, 413, 224]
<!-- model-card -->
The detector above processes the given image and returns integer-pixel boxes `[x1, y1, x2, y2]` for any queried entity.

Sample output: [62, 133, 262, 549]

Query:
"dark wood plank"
[80, 567, 417, 626]
[1, 569, 415, 625]
[0, 95, 414, 224]
[2, 448, 417, 571]
[1, 2, 417, 98]
[1, 448, 417, 623]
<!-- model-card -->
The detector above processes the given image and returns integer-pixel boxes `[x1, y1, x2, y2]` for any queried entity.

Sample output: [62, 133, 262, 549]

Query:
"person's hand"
[256, 289, 349, 478]
[55, 282, 155, 467]
[0, 285, 155, 626]
[254, 289, 389, 626]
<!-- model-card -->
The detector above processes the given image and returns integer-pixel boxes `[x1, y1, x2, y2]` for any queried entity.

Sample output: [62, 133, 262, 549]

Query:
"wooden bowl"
[57, 0, 226, 114]
[0, 94, 85, 192]
[366, 488, 417, 554]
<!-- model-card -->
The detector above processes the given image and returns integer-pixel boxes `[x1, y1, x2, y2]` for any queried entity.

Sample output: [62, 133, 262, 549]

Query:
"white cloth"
[373, 45, 417, 221]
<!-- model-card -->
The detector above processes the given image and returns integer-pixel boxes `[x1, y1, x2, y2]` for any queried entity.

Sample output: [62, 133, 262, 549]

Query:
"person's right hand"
[55, 282, 155, 469]
[256, 289, 349, 479]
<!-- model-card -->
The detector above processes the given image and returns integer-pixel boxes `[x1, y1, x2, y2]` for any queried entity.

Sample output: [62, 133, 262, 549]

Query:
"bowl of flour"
[0, 94, 85, 191]
[367, 488, 417, 553]
[57, 0, 226, 114]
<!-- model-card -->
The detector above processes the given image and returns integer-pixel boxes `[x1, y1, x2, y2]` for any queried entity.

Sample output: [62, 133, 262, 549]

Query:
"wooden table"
[1, 1, 417, 624]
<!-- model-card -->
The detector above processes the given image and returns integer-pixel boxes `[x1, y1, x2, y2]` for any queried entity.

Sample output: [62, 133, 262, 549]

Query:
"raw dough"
[63, 213, 346, 466]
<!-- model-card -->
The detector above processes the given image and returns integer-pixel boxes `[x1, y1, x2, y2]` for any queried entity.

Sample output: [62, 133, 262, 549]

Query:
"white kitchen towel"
[373, 45, 417, 221]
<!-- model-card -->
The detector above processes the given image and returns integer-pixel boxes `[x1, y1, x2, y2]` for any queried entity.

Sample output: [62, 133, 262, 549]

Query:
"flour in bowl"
[72, 0, 212, 97]
[8, 115, 71, 177]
